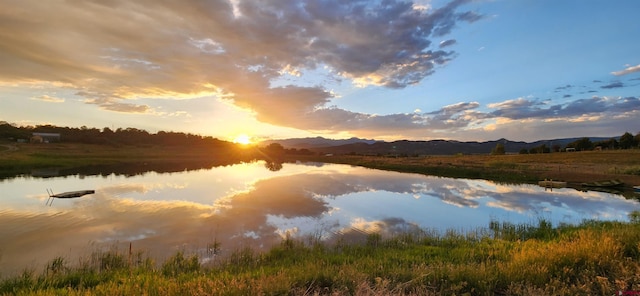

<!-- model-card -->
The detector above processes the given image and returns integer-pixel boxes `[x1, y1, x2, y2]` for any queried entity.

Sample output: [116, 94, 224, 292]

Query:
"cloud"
[259, 91, 639, 140]
[611, 64, 640, 76]
[31, 95, 65, 103]
[72, 90, 154, 113]
[554, 84, 572, 92]
[560, 97, 609, 115]
[6, 0, 633, 142]
[487, 97, 558, 119]
[289, 101, 480, 134]
[430, 101, 480, 115]
[456, 95, 640, 140]
[601, 82, 624, 89]
[486, 96, 640, 120]
[439, 39, 457, 48]
[0, 0, 482, 132]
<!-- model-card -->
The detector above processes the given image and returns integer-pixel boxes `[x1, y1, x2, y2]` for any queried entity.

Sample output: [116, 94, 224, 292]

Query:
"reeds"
[3, 216, 640, 295]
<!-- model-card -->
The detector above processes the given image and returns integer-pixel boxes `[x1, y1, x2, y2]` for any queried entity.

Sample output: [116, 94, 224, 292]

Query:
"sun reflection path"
[1, 162, 639, 277]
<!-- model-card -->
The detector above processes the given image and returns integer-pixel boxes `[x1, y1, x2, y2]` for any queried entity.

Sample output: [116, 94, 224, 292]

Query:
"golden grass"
[3, 220, 640, 295]
[297, 150, 640, 186]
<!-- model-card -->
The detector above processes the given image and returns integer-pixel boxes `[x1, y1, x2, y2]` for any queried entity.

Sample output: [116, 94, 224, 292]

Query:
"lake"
[1, 161, 638, 277]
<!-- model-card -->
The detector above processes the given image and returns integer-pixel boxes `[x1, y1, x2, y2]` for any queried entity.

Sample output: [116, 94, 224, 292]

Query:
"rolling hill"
[261, 137, 615, 155]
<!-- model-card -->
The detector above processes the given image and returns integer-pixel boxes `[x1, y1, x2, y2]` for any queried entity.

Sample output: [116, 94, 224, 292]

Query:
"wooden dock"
[538, 180, 567, 188]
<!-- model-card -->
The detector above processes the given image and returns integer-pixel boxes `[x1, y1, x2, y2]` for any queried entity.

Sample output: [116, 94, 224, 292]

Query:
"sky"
[1, 0, 639, 143]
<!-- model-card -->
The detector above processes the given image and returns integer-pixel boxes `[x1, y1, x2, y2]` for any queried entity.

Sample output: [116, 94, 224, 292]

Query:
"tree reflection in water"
[1, 161, 639, 277]
[264, 160, 283, 171]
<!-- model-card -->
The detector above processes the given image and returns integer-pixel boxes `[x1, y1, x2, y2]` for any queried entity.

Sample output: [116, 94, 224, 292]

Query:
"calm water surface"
[1, 161, 638, 276]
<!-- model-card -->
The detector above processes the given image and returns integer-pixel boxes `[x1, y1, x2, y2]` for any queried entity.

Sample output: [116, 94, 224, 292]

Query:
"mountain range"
[260, 136, 615, 155]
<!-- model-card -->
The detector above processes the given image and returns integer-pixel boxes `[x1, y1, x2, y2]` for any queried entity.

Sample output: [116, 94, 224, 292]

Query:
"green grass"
[621, 165, 640, 175]
[3, 217, 640, 295]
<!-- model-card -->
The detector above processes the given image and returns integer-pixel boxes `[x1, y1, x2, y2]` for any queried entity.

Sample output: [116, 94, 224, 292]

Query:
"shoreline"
[290, 151, 640, 188]
[2, 142, 640, 188]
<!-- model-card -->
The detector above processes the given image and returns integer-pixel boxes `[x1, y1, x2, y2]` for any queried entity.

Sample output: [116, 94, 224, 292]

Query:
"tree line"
[568, 132, 640, 151]
[0, 122, 233, 148]
[4, 122, 639, 155]
[492, 132, 640, 155]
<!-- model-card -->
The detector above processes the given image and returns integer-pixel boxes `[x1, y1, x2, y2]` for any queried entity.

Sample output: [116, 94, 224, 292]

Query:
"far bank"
[2, 142, 640, 190]
[290, 150, 640, 190]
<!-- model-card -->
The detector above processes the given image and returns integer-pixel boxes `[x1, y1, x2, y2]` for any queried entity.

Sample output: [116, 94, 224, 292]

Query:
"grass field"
[294, 150, 640, 188]
[2, 219, 640, 295]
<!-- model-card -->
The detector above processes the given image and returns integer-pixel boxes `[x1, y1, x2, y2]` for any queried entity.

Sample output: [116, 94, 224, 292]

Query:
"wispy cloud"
[601, 82, 624, 89]
[31, 95, 65, 103]
[611, 64, 640, 76]
[439, 39, 457, 48]
[77, 91, 150, 113]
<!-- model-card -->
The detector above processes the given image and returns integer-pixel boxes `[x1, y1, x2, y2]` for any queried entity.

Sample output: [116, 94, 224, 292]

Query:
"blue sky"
[1, 0, 639, 142]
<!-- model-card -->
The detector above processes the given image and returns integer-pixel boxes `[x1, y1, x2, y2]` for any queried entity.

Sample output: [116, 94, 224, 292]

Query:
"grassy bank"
[2, 219, 640, 295]
[0, 142, 255, 178]
[292, 150, 640, 186]
[3, 142, 640, 186]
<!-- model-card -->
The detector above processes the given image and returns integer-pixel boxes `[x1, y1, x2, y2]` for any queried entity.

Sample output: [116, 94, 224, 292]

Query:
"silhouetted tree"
[593, 138, 618, 150]
[529, 144, 549, 154]
[619, 132, 636, 149]
[567, 137, 592, 151]
[0, 122, 29, 139]
[264, 143, 285, 156]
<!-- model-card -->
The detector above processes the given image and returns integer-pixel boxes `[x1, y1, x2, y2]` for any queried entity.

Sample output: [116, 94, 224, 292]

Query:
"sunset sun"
[233, 134, 252, 145]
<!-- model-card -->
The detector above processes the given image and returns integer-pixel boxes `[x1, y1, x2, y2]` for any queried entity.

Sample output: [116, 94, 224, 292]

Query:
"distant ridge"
[261, 136, 616, 155]
[260, 136, 379, 149]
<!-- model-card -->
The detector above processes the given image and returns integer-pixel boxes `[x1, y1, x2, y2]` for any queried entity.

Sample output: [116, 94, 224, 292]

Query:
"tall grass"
[3, 217, 640, 295]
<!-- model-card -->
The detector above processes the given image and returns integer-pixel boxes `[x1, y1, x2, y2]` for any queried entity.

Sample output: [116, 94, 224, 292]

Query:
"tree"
[529, 144, 549, 154]
[619, 132, 636, 149]
[491, 143, 505, 155]
[593, 138, 618, 150]
[0, 122, 29, 139]
[264, 160, 283, 171]
[264, 143, 285, 156]
[567, 137, 592, 151]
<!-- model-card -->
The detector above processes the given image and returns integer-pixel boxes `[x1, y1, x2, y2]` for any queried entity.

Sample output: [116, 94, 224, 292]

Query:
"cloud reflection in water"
[1, 162, 638, 276]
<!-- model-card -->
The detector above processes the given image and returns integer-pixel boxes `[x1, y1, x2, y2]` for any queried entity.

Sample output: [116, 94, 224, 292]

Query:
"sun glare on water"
[233, 134, 252, 145]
